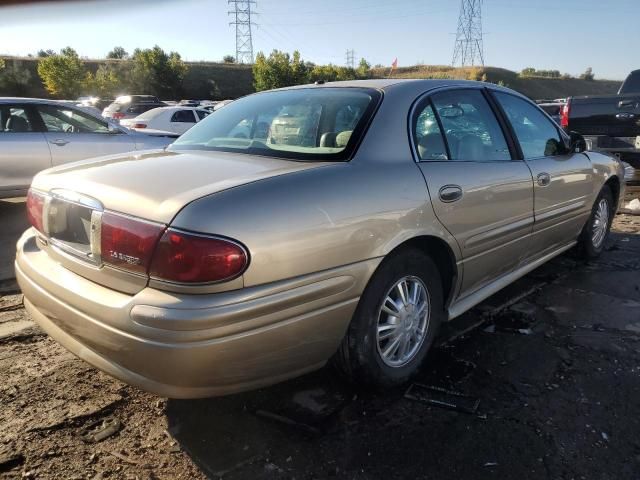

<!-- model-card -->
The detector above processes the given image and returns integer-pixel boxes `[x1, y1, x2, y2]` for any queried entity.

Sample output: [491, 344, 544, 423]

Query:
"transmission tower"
[451, 0, 485, 67]
[228, 0, 256, 64]
[345, 49, 355, 69]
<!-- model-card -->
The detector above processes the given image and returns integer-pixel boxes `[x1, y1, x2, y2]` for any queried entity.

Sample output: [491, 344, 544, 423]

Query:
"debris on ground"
[404, 383, 480, 414]
[80, 416, 122, 443]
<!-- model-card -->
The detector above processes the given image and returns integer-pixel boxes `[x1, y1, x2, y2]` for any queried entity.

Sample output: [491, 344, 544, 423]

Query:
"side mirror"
[569, 131, 587, 153]
[107, 122, 121, 134]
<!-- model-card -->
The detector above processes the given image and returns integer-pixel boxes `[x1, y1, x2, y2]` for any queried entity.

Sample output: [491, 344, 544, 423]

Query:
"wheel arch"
[604, 175, 621, 209]
[386, 235, 459, 311]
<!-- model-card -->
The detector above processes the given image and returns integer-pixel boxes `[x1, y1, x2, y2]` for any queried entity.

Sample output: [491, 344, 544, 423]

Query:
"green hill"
[372, 65, 621, 100]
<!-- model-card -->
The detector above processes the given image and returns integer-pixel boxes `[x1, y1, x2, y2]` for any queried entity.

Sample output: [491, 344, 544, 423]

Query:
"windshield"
[169, 87, 380, 161]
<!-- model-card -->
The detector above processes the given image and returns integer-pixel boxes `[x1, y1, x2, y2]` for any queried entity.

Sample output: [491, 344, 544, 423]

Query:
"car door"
[35, 104, 136, 166]
[169, 110, 198, 134]
[414, 88, 534, 298]
[0, 104, 51, 195]
[492, 91, 594, 255]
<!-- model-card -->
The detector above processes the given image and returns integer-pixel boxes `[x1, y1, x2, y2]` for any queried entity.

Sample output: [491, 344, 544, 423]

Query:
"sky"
[0, 0, 638, 80]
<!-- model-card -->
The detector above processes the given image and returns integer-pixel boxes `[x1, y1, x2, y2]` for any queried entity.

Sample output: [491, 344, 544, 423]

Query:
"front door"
[414, 88, 534, 298]
[492, 92, 594, 255]
[35, 104, 136, 166]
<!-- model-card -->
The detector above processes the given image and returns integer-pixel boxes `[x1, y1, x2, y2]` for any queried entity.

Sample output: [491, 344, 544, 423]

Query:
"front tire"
[333, 249, 444, 388]
[579, 185, 614, 259]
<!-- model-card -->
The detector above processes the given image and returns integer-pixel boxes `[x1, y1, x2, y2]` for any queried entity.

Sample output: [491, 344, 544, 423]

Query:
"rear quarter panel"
[171, 160, 458, 288]
[585, 151, 626, 209]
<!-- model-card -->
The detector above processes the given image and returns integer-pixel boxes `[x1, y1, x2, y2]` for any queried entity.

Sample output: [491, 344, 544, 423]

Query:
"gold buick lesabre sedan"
[16, 80, 624, 398]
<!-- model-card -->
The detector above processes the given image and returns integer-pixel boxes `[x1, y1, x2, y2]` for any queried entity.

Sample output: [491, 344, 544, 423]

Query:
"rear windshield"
[169, 87, 381, 161]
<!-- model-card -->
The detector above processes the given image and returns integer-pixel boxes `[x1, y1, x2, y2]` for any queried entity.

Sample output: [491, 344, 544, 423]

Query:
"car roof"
[266, 79, 521, 99]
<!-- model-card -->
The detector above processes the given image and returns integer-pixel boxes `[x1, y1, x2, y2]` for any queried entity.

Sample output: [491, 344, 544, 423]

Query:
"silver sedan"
[0, 98, 177, 198]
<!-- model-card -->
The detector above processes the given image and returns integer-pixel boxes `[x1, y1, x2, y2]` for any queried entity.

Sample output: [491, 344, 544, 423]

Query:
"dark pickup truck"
[562, 70, 640, 171]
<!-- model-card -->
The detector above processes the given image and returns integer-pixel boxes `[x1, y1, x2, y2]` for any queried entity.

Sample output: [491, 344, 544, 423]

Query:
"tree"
[84, 64, 123, 97]
[129, 45, 188, 98]
[356, 58, 371, 79]
[252, 50, 308, 91]
[580, 67, 595, 81]
[0, 61, 33, 96]
[107, 47, 129, 60]
[37, 47, 86, 98]
[37, 49, 55, 58]
[223, 55, 236, 63]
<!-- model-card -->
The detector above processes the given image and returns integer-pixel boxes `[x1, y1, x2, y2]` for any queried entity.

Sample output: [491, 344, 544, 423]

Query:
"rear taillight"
[132, 123, 147, 129]
[26, 189, 45, 233]
[101, 212, 164, 274]
[112, 112, 126, 120]
[149, 229, 248, 283]
[560, 99, 571, 129]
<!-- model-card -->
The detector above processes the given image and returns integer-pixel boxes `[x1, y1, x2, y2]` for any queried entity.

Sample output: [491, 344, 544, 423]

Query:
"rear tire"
[578, 185, 614, 259]
[333, 248, 444, 388]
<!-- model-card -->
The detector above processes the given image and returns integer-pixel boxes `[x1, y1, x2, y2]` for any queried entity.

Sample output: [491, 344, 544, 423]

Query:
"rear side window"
[430, 89, 511, 162]
[494, 92, 564, 159]
[412, 103, 448, 161]
[171, 110, 196, 123]
[196, 110, 210, 121]
[1, 106, 35, 132]
[170, 87, 381, 162]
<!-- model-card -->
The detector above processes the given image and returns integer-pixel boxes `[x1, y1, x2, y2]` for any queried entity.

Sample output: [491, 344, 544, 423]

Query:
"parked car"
[17, 80, 623, 398]
[102, 95, 166, 122]
[561, 69, 640, 174]
[0, 98, 175, 198]
[120, 106, 211, 135]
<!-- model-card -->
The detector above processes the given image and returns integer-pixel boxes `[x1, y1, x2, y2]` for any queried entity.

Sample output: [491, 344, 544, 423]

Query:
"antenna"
[228, 0, 256, 64]
[452, 0, 485, 67]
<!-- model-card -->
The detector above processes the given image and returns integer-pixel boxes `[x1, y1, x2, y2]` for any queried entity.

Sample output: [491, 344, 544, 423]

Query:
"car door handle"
[537, 172, 551, 187]
[49, 139, 69, 146]
[618, 100, 634, 109]
[615, 112, 635, 120]
[439, 185, 463, 203]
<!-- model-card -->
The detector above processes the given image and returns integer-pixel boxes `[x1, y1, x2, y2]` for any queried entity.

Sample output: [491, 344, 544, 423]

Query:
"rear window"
[619, 71, 640, 94]
[169, 87, 381, 161]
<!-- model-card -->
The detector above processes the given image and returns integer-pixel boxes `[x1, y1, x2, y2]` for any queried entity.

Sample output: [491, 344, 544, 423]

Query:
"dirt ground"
[1, 200, 639, 480]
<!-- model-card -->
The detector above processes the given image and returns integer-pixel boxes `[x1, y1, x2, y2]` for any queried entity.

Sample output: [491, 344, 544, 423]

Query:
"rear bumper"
[16, 230, 377, 398]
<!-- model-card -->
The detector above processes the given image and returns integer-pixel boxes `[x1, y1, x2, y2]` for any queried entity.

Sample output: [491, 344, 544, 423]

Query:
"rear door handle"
[618, 100, 634, 109]
[49, 139, 69, 146]
[439, 185, 463, 203]
[537, 172, 551, 187]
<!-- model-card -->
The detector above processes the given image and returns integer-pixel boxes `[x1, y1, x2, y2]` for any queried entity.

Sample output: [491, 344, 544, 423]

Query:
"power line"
[228, 0, 256, 64]
[452, 0, 485, 67]
[345, 49, 355, 69]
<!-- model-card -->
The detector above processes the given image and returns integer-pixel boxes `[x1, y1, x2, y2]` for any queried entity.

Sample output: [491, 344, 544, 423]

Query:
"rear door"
[35, 104, 136, 165]
[492, 91, 593, 255]
[0, 104, 51, 194]
[414, 88, 534, 298]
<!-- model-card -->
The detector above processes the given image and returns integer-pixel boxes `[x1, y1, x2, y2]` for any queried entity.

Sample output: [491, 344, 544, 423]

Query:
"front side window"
[431, 89, 511, 162]
[169, 87, 380, 161]
[494, 92, 564, 159]
[171, 110, 197, 123]
[37, 105, 109, 134]
[1, 106, 35, 133]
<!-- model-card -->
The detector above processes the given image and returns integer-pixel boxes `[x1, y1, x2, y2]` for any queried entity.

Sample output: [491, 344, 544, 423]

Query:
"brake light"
[112, 112, 125, 120]
[560, 99, 571, 129]
[149, 229, 248, 283]
[132, 123, 147, 129]
[26, 189, 45, 233]
[101, 212, 164, 274]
